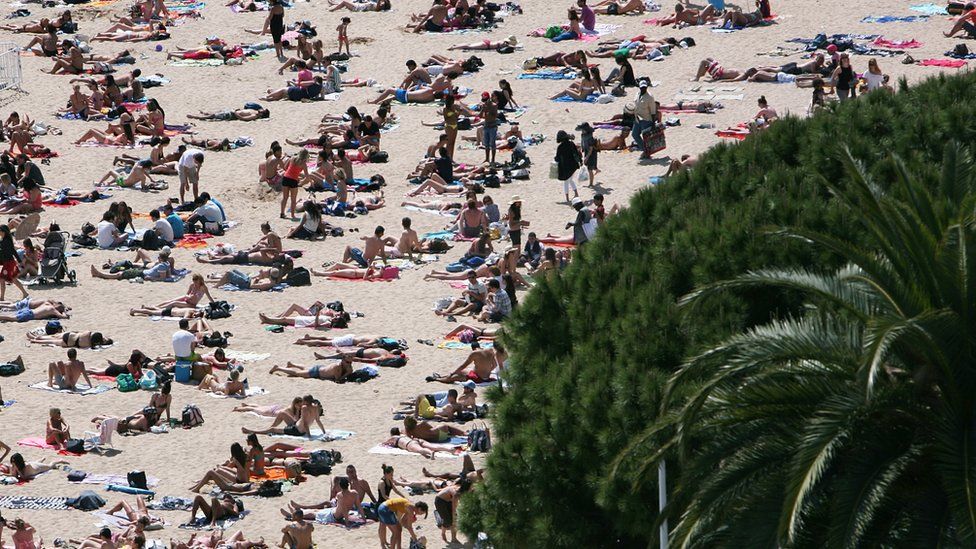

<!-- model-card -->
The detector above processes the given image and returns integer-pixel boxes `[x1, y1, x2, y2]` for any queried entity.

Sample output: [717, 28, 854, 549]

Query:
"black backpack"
[257, 480, 283, 497]
[138, 229, 161, 250]
[467, 428, 492, 452]
[181, 404, 204, 428]
[0, 361, 24, 377]
[427, 239, 450, 253]
[369, 151, 389, 163]
[127, 471, 148, 490]
[205, 300, 233, 320]
[326, 300, 344, 312]
[284, 267, 311, 287]
[152, 364, 172, 384]
[65, 438, 86, 454]
[201, 331, 232, 348]
[301, 449, 342, 476]
[377, 356, 407, 368]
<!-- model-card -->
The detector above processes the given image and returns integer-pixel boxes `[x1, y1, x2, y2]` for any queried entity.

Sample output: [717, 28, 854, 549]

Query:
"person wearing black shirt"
[358, 115, 381, 158]
[0, 224, 27, 300]
[433, 147, 453, 184]
[16, 155, 43, 188]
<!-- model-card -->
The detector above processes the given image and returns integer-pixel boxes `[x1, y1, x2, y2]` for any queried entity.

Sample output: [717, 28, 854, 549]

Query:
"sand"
[0, 0, 964, 545]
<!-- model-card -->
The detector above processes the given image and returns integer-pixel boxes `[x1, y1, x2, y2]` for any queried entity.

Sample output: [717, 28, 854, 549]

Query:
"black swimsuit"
[270, 8, 285, 43]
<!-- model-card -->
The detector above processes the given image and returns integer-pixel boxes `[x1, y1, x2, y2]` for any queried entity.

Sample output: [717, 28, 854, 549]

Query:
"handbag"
[548, 161, 560, 180]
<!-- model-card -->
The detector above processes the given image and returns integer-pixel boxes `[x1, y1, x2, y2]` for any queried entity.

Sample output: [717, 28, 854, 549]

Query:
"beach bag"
[302, 449, 341, 476]
[577, 168, 588, 183]
[446, 262, 468, 273]
[955, 44, 970, 57]
[0, 361, 24, 377]
[68, 491, 105, 511]
[611, 83, 627, 97]
[369, 151, 389, 163]
[67, 470, 88, 482]
[116, 373, 138, 393]
[497, 44, 515, 54]
[582, 217, 598, 240]
[65, 438, 86, 454]
[205, 300, 232, 320]
[181, 404, 204, 428]
[46, 320, 63, 335]
[326, 300, 344, 312]
[138, 370, 158, 390]
[257, 480, 283, 497]
[152, 364, 172, 384]
[544, 25, 561, 39]
[467, 428, 492, 452]
[137, 229, 161, 250]
[127, 470, 148, 490]
[377, 356, 407, 368]
[201, 331, 231, 348]
[548, 161, 559, 180]
[642, 128, 667, 156]
[427, 239, 449, 253]
[284, 267, 311, 286]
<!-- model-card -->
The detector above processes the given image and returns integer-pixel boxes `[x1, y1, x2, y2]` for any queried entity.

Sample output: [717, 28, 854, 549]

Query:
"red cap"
[826, 44, 837, 53]
[481, 91, 490, 99]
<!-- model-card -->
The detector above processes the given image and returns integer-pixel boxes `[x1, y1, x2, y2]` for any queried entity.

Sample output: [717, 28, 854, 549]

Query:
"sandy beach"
[0, 0, 966, 545]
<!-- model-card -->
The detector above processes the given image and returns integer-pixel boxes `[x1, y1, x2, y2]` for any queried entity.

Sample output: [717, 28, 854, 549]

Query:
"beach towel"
[368, 443, 462, 459]
[75, 473, 160, 487]
[403, 205, 457, 218]
[0, 496, 70, 510]
[147, 496, 194, 511]
[2, 400, 13, 408]
[167, 58, 227, 67]
[909, 3, 947, 15]
[919, 58, 968, 68]
[205, 386, 268, 399]
[250, 467, 289, 481]
[421, 230, 457, 241]
[29, 381, 113, 395]
[552, 94, 599, 103]
[861, 15, 929, 23]
[438, 337, 494, 350]
[94, 510, 166, 530]
[174, 233, 213, 249]
[219, 283, 288, 292]
[872, 37, 922, 49]
[17, 437, 85, 456]
[518, 69, 577, 80]
[180, 511, 249, 531]
[223, 350, 271, 362]
[270, 429, 355, 442]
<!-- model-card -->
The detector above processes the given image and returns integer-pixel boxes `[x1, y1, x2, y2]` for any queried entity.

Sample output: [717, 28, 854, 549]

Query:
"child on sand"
[336, 17, 350, 56]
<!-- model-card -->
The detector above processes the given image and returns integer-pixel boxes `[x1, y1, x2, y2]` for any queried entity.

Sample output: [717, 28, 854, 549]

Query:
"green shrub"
[461, 73, 976, 547]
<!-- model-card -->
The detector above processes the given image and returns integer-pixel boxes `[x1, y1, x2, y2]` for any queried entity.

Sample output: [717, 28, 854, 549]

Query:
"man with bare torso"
[413, 0, 449, 33]
[428, 341, 506, 383]
[281, 511, 314, 549]
[47, 348, 93, 389]
[342, 225, 394, 267]
[396, 217, 421, 259]
[331, 465, 376, 506]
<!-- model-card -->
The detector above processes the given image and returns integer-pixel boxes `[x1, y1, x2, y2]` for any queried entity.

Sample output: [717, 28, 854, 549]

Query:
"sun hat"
[624, 102, 636, 113]
[509, 195, 522, 204]
[507, 35, 517, 45]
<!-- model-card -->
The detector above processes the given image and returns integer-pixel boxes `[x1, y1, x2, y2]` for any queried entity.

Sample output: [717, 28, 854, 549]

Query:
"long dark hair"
[230, 442, 247, 468]
[147, 98, 165, 118]
[503, 274, 518, 308]
[508, 201, 521, 223]
[0, 225, 14, 259]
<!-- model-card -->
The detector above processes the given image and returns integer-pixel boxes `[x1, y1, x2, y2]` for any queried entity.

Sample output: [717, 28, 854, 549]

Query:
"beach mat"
[0, 496, 70, 510]
[270, 429, 355, 442]
[28, 381, 113, 395]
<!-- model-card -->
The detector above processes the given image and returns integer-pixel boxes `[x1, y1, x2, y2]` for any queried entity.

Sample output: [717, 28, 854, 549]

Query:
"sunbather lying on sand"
[197, 369, 245, 396]
[269, 360, 354, 382]
[654, 3, 718, 26]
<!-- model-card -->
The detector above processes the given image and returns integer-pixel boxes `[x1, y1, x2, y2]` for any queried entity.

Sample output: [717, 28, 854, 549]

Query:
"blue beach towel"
[861, 15, 929, 23]
[909, 3, 948, 15]
[552, 94, 599, 103]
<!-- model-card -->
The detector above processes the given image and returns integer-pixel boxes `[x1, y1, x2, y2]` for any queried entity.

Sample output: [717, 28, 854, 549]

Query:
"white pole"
[659, 460, 668, 549]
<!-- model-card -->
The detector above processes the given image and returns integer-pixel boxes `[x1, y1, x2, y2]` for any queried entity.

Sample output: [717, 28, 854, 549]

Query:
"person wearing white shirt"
[96, 211, 125, 249]
[150, 209, 174, 243]
[631, 80, 657, 155]
[178, 148, 205, 204]
[172, 318, 196, 360]
[185, 192, 223, 234]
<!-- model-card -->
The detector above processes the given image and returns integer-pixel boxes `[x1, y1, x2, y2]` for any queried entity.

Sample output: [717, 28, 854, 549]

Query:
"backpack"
[467, 428, 492, 452]
[116, 373, 138, 393]
[377, 337, 404, 351]
[205, 300, 232, 320]
[201, 331, 232, 348]
[377, 356, 407, 368]
[301, 449, 342, 476]
[326, 300, 344, 312]
[67, 490, 105, 511]
[257, 480, 283, 497]
[152, 364, 172, 384]
[427, 239, 450, 253]
[954, 43, 970, 58]
[65, 438, 87, 454]
[138, 229, 161, 251]
[127, 470, 148, 490]
[0, 361, 24, 377]
[181, 404, 204, 428]
[369, 151, 389, 163]
[497, 44, 515, 54]
[284, 267, 311, 287]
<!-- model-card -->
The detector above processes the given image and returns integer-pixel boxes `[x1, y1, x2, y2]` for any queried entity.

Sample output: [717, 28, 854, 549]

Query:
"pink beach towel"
[872, 37, 922, 49]
[919, 58, 967, 68]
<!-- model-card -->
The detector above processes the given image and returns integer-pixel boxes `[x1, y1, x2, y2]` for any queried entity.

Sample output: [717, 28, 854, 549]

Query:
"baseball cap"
[462, 380, 477, 390]
[481, 91, 490, 100]
[571, 197, 583, 206]
[826, 44, 837, 54]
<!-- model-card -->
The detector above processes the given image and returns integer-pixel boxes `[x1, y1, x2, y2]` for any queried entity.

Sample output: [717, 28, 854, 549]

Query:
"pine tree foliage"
[460, 73, 976, 547]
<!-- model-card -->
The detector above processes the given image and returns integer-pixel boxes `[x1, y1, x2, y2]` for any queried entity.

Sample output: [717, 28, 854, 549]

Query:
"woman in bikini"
[155, 273, 214, 309]
[311, 263, 400, 281]
[382, 428, 458, 459]
[189, 443, 252, 493]
[25, 25, 59, 57]
[0, 180, 42, 215]
[692, 57, 749, 82]
[549, 68, 597, 101]
[28, 331, 113, 348]
[279, 149, 308, 219]
[197, 368, 245, 396]
[44, 43, 85, 74]
[447, 35, 519, 51]
[0, 453, 67, 481]
[241, 396, 326, 436]
[135, 98, 165, 136]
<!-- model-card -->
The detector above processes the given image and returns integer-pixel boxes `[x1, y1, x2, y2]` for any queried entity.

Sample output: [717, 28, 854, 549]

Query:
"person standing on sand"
[178, 149, 204, 205]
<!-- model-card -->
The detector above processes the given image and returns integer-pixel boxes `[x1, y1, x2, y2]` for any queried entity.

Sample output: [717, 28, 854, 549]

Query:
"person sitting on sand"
[395, 389, 464, 421]
[549, 68, 599, 101]
[187, 107, 271, 122]
[719, 1, 768, 29]
[46, 349, 92, 390]
[408, 0, 449, 33]
[427, 341, 505, 384]
[28, 331, 113, 349]
[666, 154, 697, 176]
[155, 274, 215, 309]
[189, 443, 252, 493]
[198, 368, 245, 397]
[242, 395, 326, 436]
[263, 76, 325, 102]
[654, 3, 718, 26]
[945, 3, 976, 37]
[46, 407, 70, 449]
[44, 42, 85, 74]
[592, 0, 645, 15]
[188, 493, 243, 527]
[284, 476, 365, 525]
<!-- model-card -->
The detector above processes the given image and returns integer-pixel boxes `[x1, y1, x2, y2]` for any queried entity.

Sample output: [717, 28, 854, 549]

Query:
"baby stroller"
[36, 231, 76, 285]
